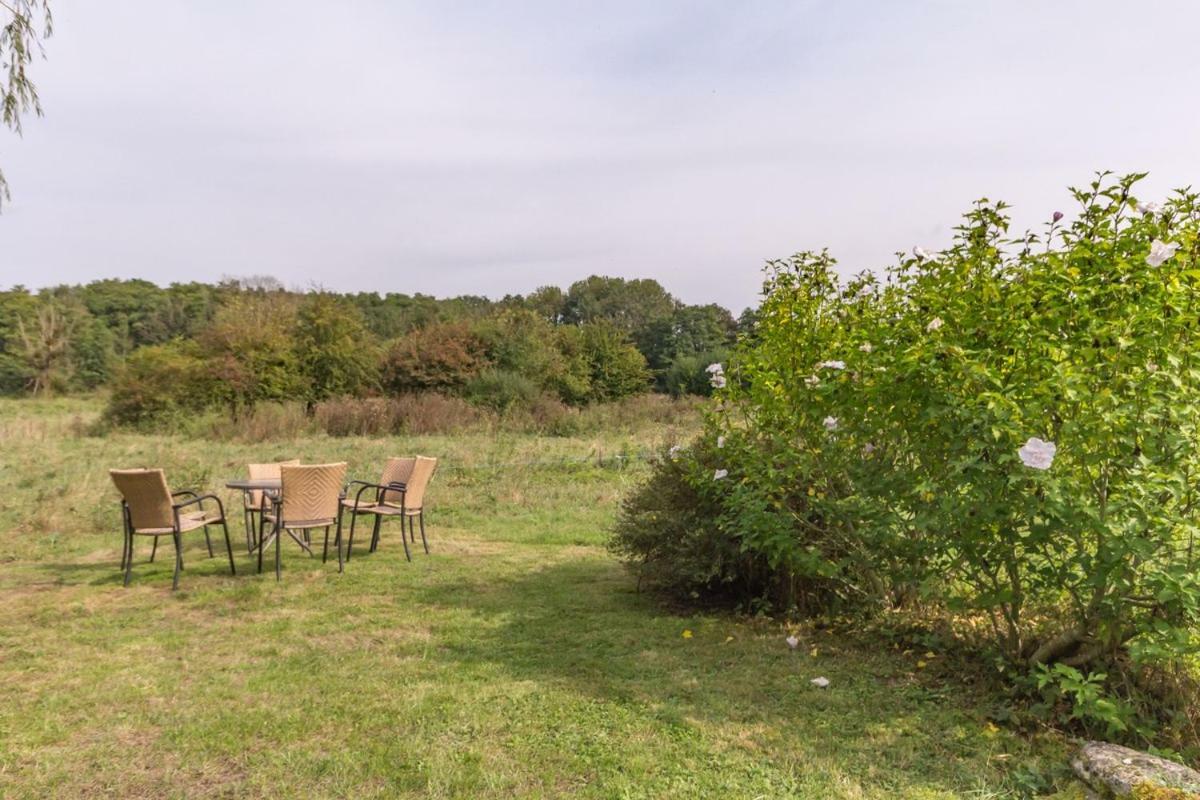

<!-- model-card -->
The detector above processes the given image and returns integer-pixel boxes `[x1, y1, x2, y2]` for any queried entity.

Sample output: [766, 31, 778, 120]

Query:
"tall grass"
[132, 393, 708, 441]
[316, 394, 488, 436]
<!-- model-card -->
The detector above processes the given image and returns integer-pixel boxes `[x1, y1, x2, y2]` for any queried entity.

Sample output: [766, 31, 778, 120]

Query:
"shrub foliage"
[614, 174, 1200, 734]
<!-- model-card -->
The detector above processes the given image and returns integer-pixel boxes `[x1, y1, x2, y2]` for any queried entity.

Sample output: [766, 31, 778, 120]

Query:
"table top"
[225, 478, 282, 491]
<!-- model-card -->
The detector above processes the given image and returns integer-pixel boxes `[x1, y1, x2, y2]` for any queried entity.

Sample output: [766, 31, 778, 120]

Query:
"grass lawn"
[0, 397, 1069, 798]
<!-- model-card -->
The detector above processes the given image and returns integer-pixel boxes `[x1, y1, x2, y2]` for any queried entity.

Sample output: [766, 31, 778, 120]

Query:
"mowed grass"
[0, 397, 1067, 798]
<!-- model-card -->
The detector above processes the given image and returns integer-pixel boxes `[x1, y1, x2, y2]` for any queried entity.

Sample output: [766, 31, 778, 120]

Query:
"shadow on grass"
[410, 555, 1028, 796]
[27, 541, 249, 588]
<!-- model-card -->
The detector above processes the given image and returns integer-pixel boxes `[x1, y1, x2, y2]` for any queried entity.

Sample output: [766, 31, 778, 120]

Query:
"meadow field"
[0, 397, 1066, 799]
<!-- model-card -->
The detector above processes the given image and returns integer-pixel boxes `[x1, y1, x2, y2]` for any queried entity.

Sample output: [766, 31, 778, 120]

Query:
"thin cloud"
[1, 1, 1197, 312]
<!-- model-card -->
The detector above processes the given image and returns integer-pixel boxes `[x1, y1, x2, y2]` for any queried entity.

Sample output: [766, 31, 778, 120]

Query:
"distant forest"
[0, 275, 750, 424]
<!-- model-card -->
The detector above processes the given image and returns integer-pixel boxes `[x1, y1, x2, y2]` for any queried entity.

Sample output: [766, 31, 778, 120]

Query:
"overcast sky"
[1, 1, 1198, 312]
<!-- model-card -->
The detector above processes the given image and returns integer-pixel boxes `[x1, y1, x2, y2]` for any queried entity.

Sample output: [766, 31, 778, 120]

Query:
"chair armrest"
[344, 480, 406, 509]
[171, 490, 200, 499]
[173, 493, 226, 519]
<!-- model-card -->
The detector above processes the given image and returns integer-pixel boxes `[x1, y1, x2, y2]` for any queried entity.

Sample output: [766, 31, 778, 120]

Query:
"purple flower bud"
[1052, 211, 1063, 223]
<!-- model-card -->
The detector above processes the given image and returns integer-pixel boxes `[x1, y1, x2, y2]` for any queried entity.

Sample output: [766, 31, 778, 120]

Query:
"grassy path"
[0, 399, 1063, 798]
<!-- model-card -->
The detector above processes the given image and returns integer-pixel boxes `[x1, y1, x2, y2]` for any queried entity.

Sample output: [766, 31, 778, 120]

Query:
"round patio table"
[224, 478, 281, 492]
[223, 478, 313, 564]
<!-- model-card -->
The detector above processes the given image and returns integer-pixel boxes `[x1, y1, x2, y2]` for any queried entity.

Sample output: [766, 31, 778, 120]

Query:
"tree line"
[0, 275, 746, 424]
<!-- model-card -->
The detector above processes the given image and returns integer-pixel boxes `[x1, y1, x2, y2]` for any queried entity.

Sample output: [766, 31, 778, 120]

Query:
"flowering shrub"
[616, 174, 1200, 685]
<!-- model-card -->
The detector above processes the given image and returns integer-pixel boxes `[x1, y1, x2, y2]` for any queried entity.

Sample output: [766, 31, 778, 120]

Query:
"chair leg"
[222, 519, 236, 576]
[203, 525, 215, 558]
[322, 526, 330, 564]
[123, 531, 134, 587]
[150, 536, 158, 563]
[257, 519, 266, 575]
[244, 509, 254, 554]
[419, 511, 429, 555]
[370, 515, 382, 553]
[335, 512, 345, 574]
[346, 512, 358, 562]
[400, 518, 412, 562]
[120, 527, 130, 571]
[275, 521, 282, 582]
[172, 531, 183, 591]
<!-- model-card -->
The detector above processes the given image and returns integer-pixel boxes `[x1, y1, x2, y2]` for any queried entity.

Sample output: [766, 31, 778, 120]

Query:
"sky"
[2, 1, 1199, 313]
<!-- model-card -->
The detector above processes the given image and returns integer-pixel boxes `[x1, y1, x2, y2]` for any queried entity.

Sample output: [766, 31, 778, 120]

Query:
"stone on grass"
[1072, 741, 1200, 798]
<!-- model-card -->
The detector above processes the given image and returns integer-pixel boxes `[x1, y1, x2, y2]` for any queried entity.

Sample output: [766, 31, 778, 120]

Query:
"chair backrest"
[246, 459, 300, 506]
[279, 463, 346, 525]
[378, 457, 416, 506]
[402, 456, 438, 510]
[110, 468, 174, 531]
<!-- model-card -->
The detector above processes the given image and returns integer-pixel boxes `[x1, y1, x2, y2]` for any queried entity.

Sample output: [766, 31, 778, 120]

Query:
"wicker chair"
[343, 456, 438, 562]
[242, 460, 299, 553]
[110, 468, 236, 590]
[260, 462, 347, 580]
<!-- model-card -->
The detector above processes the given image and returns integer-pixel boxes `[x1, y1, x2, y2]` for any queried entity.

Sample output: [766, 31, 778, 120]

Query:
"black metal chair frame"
[256, 493, 346, 581]
[119, 490, 236, 591]
[342, 480, 429, 563]
[242, 491, 263, 554]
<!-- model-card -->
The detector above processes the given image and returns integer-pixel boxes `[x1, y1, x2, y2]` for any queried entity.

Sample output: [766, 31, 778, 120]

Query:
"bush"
[661, 350, 729, 398]
[465, 369, 541, 413]
[198, 292, 304, 414]
[381, 321, 489, 394]
[104, 342, 213, 427]
[474, 309, 574, 395]
[611, 444, 783, 606]
[616, 174, 1200, 736]
[293, 293, 379, 406]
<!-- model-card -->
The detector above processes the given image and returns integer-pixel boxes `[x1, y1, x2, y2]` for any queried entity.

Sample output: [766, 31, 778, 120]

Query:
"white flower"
[1018, 437, 1056, 470]
[1135, 201, 1161, 215]
[912, 246, 932, 260]
[713, 469, 728, 481]
[862, 442, 875, 456]
[1146, 239, 1180, 267]
[1147, 362, 1159, 373]
[823, 416, 839, 431]
[810, 676, 830, 688]
[705, 363, 724, 374]
[804, 375, 820, 388]
[786, 635, 800, 649]
[859, 342, 873, 353]
[818, 360, 845, 370]
[668, 445, 682, 458]
[710, 373, 727, 389]
[926, 317, 944, 332]
[717, 435, 726, 449]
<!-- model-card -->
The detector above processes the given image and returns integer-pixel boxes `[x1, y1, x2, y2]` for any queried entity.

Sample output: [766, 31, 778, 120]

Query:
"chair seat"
[263, 514, 338, 529]
[340, 499, 422, 516]
[133, 510, 223, 535]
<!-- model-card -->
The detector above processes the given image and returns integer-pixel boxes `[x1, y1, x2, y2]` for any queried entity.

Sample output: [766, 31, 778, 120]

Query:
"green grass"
[0, 397, 1068, 798]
